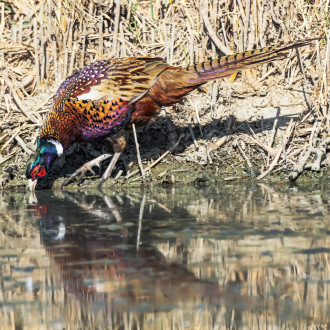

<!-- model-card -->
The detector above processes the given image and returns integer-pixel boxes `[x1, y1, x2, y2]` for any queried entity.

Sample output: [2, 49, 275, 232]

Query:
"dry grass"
[0, 0, 329, 187]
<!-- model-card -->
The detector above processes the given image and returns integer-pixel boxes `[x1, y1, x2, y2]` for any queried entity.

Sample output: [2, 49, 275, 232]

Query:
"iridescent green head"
[26, 139, 63, 190]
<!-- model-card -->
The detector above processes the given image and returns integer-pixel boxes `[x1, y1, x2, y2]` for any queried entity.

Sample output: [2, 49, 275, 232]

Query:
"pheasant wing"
[53, 57, 170, 108]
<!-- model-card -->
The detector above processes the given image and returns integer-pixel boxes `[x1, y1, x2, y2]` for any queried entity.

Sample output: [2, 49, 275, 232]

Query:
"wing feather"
[52, 57, 170, 111]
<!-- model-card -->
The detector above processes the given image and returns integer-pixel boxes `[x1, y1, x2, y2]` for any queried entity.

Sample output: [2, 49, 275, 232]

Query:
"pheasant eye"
[31, 165, 46, 179]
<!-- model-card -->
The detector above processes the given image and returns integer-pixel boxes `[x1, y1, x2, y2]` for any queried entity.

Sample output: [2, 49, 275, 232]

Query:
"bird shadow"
[35, 108, 300, 190]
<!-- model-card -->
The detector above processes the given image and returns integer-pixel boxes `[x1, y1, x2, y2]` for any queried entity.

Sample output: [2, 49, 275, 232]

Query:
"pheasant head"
[26, 139, 63, 190]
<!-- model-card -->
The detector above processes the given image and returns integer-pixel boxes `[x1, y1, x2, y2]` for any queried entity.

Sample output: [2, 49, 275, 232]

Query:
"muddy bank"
[2, 140, 329, 192]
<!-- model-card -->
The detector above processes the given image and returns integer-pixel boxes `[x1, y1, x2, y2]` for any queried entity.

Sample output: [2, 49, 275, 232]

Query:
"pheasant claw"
[62, 153, 112, 187]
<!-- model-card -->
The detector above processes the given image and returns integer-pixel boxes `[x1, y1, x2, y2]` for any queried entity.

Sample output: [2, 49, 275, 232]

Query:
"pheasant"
[26, 39, 315, 190]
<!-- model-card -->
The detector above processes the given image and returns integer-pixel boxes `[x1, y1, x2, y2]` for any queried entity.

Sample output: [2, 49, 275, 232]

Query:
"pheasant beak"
[28, 179, 38, 192]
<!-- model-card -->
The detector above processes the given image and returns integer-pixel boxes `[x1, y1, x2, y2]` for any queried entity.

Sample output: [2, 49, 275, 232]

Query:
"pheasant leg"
[100, 135, 127, 182]
[62, 153, 112, 186]
[62, 135, 127, 186]
[100, 151, 122, 181]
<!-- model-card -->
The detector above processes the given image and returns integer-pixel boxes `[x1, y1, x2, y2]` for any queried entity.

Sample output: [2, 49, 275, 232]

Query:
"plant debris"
[0, 0, 329, 190]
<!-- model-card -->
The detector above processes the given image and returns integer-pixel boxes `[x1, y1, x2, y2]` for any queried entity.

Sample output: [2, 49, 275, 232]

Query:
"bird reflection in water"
[29, 189, 239, 313]
[9, 182, 327, 328]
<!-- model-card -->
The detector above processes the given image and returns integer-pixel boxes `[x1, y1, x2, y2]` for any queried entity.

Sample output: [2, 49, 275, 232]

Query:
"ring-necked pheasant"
[26, 40, 316, 190]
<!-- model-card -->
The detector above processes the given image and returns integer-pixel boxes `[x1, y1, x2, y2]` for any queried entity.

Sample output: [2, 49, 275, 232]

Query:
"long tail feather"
[187, 39, 317, 85]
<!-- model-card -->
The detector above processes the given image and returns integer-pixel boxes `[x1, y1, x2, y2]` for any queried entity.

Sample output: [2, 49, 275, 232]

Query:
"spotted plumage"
[40, 97, 132, 148]
[26, 39, 316, 189]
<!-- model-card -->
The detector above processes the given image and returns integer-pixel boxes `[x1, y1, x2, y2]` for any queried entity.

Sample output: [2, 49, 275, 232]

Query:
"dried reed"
[0, 0, 328, 186]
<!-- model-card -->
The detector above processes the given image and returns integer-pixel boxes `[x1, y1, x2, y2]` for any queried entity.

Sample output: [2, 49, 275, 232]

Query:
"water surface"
[0, 181, 329, 329]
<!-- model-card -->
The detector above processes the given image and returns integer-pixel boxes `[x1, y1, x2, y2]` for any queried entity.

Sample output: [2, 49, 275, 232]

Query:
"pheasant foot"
[62, 153, 112, 186]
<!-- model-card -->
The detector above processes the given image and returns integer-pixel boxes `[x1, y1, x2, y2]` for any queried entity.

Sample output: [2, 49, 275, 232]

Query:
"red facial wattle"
[31, 165, 46, 179]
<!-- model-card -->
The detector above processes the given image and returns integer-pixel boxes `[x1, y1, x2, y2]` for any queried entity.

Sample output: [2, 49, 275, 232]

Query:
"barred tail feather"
[187, 39, 317, 85]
